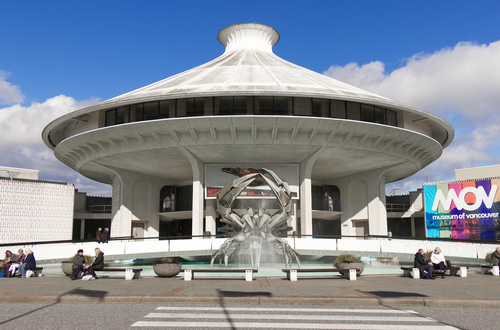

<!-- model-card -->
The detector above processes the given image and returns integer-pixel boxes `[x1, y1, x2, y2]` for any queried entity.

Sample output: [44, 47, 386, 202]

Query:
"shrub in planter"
[333, 254, 364, 275]
[485, 253, 492, 264]
[61, 255, 94, 276]
[153, 257, 182, 277]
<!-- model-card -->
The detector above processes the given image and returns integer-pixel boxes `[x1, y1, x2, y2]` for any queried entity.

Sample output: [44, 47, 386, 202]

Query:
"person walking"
[102, 228, 109, 243]
[96, 227, 102, 243]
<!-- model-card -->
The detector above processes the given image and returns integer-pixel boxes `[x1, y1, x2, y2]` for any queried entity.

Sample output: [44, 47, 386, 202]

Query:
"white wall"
[0, 179, 74, 244]
[4, 237, 498, 262]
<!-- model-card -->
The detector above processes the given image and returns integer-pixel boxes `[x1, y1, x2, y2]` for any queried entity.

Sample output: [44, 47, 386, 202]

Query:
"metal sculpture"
[211, 168, 300, 269]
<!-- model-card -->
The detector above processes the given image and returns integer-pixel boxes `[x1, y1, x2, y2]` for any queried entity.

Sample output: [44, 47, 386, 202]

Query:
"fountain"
[211, 168, 300, 269]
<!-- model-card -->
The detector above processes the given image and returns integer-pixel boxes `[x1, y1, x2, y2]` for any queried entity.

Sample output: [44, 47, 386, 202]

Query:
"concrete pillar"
[180, 147, 205, 237]
[205, 199, 217, 236]
[80, 219, 85, 240]
[299, 148, 325, 237]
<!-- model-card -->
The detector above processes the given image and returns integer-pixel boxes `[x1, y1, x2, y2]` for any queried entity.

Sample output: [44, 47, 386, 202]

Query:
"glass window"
[176, 99, 186, 117]
[257, 96, 274, 115]
[361, 104, 375, 122]
[387, 109, 397, 126]
[116, 106, 128, 124]
[346, 102, 361, 120]
[105, 109, 116, 126]
[293, 97, 311, 116]
[312, 98, 330, 117]
[274, 97, 292, 115]
[159, 100, 170, 119]
[330, 100, 346, 118]
[130, 103, 144, 122]
[233, 96, 250, 115]
[215, 96, 233, 115]
[144, 101, 159, 120]
[374, 107, 386, 124]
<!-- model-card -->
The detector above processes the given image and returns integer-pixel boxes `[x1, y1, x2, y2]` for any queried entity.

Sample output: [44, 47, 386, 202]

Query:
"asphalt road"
[0, 303, 493, 330]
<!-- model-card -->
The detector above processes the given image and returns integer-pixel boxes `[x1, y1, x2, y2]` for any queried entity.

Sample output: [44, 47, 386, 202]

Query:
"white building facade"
[0, 166, 74, 244]
[42, 23, 454, 240]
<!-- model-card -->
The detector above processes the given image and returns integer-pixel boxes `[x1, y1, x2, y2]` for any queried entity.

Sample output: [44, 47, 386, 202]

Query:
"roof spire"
[217, 23, 280, 53]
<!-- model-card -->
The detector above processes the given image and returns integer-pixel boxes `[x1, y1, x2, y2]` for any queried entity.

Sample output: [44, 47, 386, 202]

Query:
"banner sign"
[423, 179, 500, 240]
[205, 164, 299, 199]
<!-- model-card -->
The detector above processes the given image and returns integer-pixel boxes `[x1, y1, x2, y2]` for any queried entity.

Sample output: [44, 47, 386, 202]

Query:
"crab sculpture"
[211, 168, 300, 269]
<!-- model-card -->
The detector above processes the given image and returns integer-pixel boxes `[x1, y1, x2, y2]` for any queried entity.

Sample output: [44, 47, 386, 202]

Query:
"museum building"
[42, 23, 454, 240]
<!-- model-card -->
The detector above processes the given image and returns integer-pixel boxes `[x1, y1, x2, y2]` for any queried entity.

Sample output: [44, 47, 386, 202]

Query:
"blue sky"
[1, 1, 500, 196]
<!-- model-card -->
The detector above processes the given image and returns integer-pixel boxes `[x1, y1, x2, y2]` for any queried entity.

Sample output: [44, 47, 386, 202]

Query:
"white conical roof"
[96, 23, 395, 107]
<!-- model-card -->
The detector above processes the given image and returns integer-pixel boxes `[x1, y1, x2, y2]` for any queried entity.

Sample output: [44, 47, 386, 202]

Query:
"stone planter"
[153, 263, 182, 277]
[61, 262, 73, 276]
[335, 262, 364, 276]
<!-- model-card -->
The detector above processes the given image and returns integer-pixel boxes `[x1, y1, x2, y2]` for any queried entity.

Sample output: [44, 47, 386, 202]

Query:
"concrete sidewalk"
[1, 271, 500, 307]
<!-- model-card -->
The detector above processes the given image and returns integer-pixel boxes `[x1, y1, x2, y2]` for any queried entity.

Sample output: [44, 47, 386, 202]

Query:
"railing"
[386, 203, 410, 212]
[2, 233, 499, 247]
[86, 205, 112, 213]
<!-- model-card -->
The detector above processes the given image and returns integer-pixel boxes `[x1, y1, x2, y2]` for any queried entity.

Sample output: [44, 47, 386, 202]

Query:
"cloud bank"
[0, 91, 108, 195]
[324, 40, 500, 192]
[0, 71, 24, 105]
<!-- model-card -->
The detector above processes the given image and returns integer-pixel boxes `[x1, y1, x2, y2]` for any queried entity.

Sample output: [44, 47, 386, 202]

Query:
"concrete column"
[299, 148, 325, 237]
[411, 217, 416, 237]
[205, 199, 217, 236]
[180, 147, 205, 237]
[80, 219, 85, 240]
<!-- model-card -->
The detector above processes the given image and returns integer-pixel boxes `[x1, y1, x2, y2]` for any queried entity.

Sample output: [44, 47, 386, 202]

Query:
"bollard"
[411, 268, 420, 279]
[245, 270, 253, 282]
[184, 269, 192, 281]
[348, 269, 357, 281]
[493, 266, 499, 276]
[289, 270, 297, 281]
[125, 268, 134, 280]
[458, 267, 467, 277]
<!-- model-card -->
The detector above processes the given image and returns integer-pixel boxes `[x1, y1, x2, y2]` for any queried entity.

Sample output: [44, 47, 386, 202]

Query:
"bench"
[480, 264, 499, 276]
[282, 268, 358, 281]
[183, 269, 258, 281]
[95, 268, 142, 279]
[26, 267, 43, 277]
[401, 266, 467, 278]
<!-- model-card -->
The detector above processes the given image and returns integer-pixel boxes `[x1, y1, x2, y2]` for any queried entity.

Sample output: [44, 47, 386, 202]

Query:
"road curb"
[3, 294, 500, 308]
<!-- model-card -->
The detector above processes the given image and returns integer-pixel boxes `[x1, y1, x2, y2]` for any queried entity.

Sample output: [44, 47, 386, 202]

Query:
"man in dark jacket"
[414, 248, 434, 279]
[491, 247, 500, 266]
[71, 249, 87, 280]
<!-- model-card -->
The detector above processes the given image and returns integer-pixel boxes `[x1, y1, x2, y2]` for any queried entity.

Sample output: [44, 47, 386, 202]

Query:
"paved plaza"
[1, 271, 499, 308]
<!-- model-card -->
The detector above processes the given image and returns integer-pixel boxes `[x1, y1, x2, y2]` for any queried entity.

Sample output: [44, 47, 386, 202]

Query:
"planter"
[61, 262, 73, 276]
[335, 262, 364, 276]
[153, 263, 182, 277]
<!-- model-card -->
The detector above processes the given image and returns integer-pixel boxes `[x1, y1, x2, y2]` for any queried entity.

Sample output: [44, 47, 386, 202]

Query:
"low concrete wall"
[3, 237, 498, 262]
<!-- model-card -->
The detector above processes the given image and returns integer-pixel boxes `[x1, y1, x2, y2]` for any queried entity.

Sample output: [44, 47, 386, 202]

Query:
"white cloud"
[324, 40, 500, 119]
[324, 40, 500, 191]
[0, 71, 24, 105]
[0, 93, 110, 196]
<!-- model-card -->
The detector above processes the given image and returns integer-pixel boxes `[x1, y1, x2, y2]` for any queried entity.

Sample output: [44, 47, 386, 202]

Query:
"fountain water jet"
[211, 168, 300, 269]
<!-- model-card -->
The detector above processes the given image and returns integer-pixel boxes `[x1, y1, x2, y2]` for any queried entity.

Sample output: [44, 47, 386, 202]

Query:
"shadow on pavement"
[218, 290, 272, 297]
[361, 291, 427, 298]
[0, 287, 108, 326]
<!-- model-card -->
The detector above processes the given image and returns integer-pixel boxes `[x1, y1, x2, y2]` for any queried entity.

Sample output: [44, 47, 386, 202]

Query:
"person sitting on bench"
[84, 248, 104, 280]
[414, 248, 434, 279]
[431, 247, 447, 278]
[71, 249, 87, 280]
[490, 247, 500, 267]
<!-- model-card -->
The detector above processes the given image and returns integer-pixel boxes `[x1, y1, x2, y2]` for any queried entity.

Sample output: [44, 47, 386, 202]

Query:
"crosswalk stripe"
[131, 321, 458, 329]
[155, 306, 413, 313]
[145, 312, 432, 322]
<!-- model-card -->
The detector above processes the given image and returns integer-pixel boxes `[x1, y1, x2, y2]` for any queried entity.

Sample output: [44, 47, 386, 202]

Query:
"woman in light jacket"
[431, 247, 446, 278]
